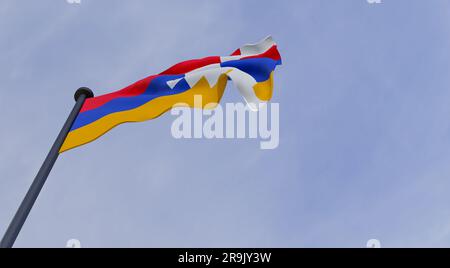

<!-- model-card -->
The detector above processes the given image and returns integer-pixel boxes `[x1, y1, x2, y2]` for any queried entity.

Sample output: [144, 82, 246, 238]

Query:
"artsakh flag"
[60, 36, 282, 152]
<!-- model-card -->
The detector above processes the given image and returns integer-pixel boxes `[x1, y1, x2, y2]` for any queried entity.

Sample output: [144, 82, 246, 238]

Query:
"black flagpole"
[0, 87, 94, 248]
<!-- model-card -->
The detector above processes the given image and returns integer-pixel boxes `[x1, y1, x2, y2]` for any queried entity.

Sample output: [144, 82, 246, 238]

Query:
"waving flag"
[60, 37, 282, 152]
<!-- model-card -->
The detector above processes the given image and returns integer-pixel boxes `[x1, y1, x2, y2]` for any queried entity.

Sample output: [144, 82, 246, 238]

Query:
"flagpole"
[0, 87, 94, 248]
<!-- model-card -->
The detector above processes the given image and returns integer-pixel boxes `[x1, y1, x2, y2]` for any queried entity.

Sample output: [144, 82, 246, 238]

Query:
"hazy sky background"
[1, 0, 450, 247]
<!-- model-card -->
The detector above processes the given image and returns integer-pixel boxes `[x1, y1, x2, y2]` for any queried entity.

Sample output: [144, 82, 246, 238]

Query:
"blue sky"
[1, 0, 450, 247]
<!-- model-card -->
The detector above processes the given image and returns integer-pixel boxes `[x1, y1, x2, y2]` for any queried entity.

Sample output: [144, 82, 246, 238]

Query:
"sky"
[1, 0, 450, 248]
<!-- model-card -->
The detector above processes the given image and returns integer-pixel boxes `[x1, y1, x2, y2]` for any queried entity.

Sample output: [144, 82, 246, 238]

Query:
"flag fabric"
[60, 36, 282, 152]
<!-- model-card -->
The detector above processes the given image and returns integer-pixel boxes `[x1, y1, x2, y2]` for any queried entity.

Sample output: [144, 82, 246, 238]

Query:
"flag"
[60, 36, 282, 152]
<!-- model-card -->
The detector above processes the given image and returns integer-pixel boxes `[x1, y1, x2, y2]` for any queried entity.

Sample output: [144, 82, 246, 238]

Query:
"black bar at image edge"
[0, 248, 446, 266]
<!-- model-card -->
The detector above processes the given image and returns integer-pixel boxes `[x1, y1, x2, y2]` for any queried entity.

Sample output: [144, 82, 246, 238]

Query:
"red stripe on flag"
[230, 48, 241, 56]
[160, 56, 220, 75]
[80, 75, 156, 113]
[241, 45, 281, 61]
